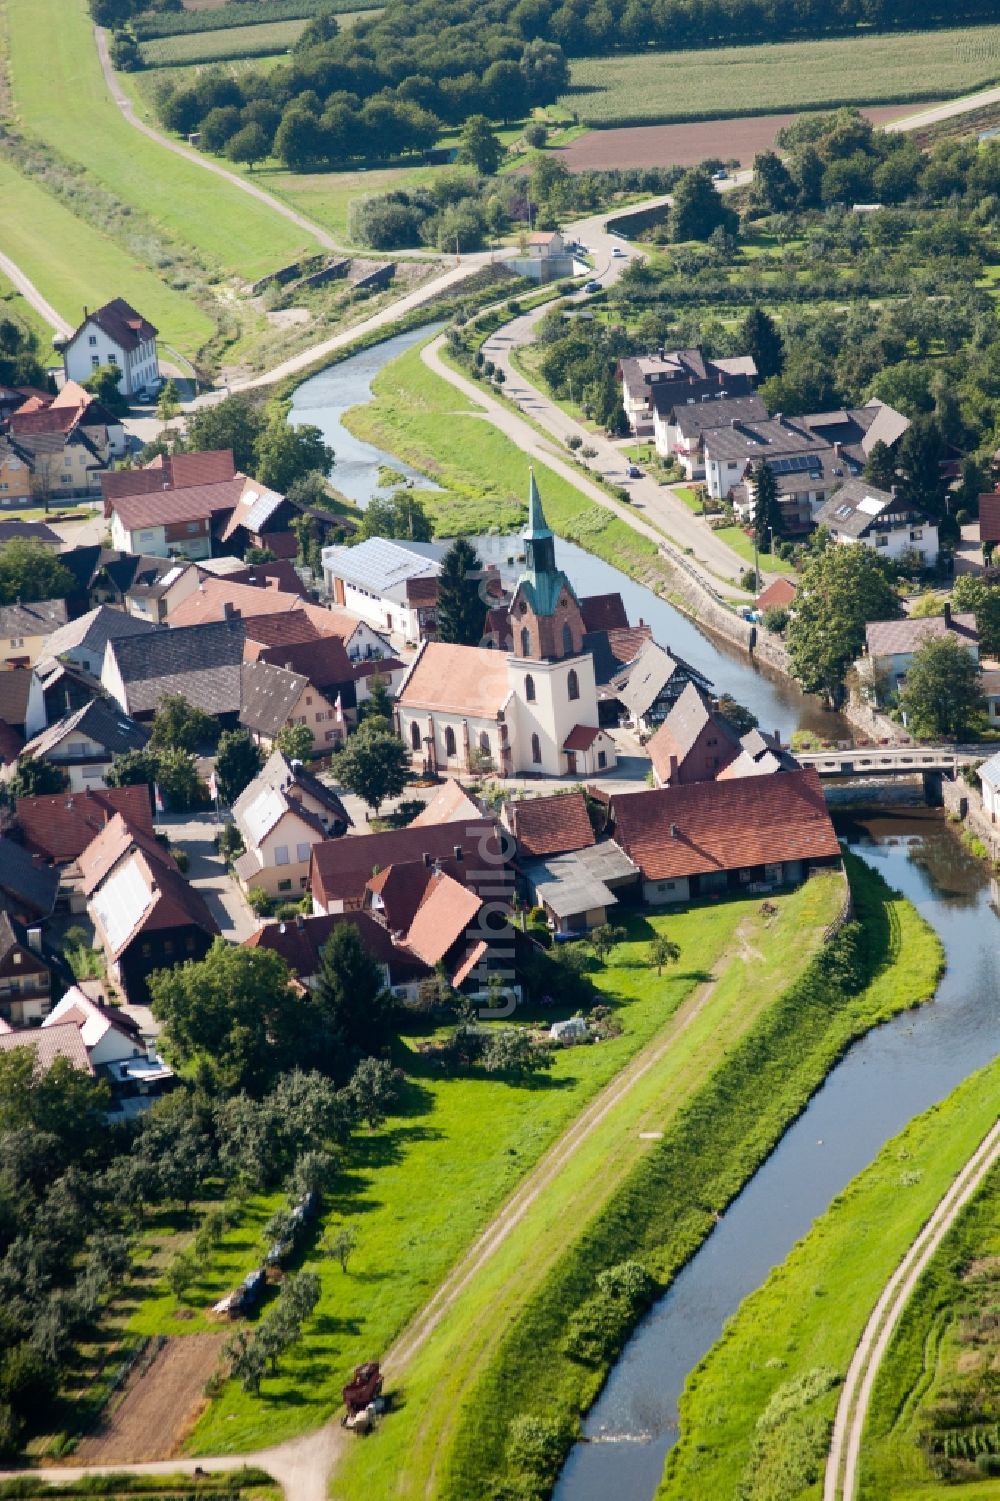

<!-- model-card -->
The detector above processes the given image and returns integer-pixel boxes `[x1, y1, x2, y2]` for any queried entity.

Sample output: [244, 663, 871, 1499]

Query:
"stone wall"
[657, 544, 792, 675]
[942, 772, 1000, 859]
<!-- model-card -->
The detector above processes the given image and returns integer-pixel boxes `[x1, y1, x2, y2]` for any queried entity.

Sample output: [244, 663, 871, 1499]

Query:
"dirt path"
[0, 248, 71, 338]
[75, 1333, 226, 1463]
[824, 1116, 1000, 1501]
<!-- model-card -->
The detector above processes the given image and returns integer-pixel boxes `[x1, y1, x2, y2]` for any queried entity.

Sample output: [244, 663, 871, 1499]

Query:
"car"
[627, 464, 642, 478]
[584, 280, 602, 293]
[713, 169, 729, 181]
[612, 247, 627, 257]
[136, 378, 165, 402]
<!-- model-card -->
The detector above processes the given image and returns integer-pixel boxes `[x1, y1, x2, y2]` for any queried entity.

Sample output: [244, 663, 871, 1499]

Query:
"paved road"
[0, 249, 71, 338]
[824, 1115, 1000, 1501]
[887, 86, 1000, 134]
[157, 810, 257, 942]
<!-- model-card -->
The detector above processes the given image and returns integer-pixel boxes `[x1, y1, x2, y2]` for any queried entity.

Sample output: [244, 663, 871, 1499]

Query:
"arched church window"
[563, 623, 574, 656]
[444, 725, 457, 757]
[567, 668, 580, 701]
[520, 627, 531, 656]
[410, 721, 421, 751]
[524, 674, 536, 702]
[531, 733, 541, 763]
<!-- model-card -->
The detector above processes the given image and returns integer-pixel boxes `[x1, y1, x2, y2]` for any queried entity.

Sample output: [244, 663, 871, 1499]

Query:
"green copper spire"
[525, 467, 552, 541]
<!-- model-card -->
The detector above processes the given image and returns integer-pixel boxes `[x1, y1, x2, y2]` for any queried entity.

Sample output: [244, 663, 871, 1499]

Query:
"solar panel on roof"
[769, 455, 823, 476]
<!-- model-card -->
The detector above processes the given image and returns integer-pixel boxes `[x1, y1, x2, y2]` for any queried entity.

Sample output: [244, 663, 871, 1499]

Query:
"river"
[555, 808, 1000, 1501]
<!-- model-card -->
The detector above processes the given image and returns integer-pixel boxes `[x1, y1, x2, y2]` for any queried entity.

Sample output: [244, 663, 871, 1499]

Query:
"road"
[824, 1116, 1000, 1501]
[888, 85, 1000, 134]
[0, 249, 71, 339]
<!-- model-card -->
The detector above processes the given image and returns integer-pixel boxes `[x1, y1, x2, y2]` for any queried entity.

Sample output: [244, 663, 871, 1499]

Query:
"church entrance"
[566, 751, 578, 774]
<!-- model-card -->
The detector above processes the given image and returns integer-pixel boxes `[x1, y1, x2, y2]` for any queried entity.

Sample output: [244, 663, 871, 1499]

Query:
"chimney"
[833, 441, 842, 456]
[223, 601, 235, 619]
[453, 845, 463, 862]
[775, 412, 783, 425]
[718, 371, 723, 384]
[669, 822, 679, 838]
[774, 730, 781, 746]
[943, 602, 952, 628]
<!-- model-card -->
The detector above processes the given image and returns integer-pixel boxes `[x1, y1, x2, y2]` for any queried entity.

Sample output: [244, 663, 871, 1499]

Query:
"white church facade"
[395, 476, 617, 779]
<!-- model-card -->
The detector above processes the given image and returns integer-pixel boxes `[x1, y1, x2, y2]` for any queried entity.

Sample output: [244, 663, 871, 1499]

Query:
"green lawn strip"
[559, 27, 1000, 128]
[860, 1159, 1000, 1499]
[7, 0, 309, 282]
[659, 1063, 1000, 1501]
[161, 902, 756, 1453]
[711, 521, 787, 575]
[334, 873, 849, 1498]
[0, 159, 213, 355]
[425, 859, 942, 1501]
[0, 1474, 278, 1497]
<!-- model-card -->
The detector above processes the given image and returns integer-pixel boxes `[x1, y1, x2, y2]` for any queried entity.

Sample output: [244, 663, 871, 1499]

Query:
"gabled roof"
[89, 845, 218, 957]
[0, 598, 67, 639]
[311, 819, 506, 910]
[17, 784, 153, 863]
[583, 624, 655, 687]
[107, 618, 246, 717]
[0, 837, 59, 919]
[405, 869, 482, 967]
[0, 668, 35, 730]
[321, 537, 444, 604]
[0, 909, 46, 969]
[563, 724, 606, 752]
[979, 492, 1000, 545]
[410, 779, 483, 827]
[505, 790, 596, 858]
[23, 696, 148, 762]
[523, 840, 638, 920]
[0, 1022, 93, 1075]
[110, 477, 245, 534]
[647, 682, 742, 782]
[235, 781, 324, 850]
[756, 577, 798, 612]
[44, 986, 144, 1050]
[78, 811, 170, 897]
[814, 479, 926, 539]
[168, 577, 328, 631]
[232, 749, 351, 836]
[239, 660, 310, 739]
[100, 449, 235, 504]
[241, 610, 323, 650]
[611, 638, 711, 718]
[40, 604, 160, 666]
[668, 393, 769, 434]
[255, 633, 354, 692]
[245, 909, 417, 982]
[398, 640, 512, 718]
[864, 613, 977, 660]
[610, 769, 840, 882]
[0, 520, 58, 546]
[580, 593, 629, 632]
[220, 478, 289, 541]
[68, 298, 157, 354]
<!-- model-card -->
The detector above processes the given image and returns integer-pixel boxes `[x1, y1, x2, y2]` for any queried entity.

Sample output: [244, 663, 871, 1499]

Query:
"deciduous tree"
[214, 729, 262, 804]
[787, 545, 901, 704]
[899, 634, 985, 740]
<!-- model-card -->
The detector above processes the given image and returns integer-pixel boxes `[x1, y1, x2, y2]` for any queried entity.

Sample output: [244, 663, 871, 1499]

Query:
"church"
[395, 474, 618, 779]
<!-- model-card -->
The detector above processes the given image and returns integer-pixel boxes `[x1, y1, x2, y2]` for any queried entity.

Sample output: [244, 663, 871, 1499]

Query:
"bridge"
[797, 747, 971, 796]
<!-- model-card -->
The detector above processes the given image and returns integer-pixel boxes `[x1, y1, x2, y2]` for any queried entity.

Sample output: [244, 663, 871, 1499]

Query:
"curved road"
[824, 1116, 1000, 1501]
[0, 250, 71, 339]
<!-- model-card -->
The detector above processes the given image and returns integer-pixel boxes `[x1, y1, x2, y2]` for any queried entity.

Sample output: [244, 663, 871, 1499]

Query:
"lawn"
[126, 897, 772, 1453]
[658, 1058, 1000, 1501]
[337, 861, 941, 1500]
[561, 24, 1000, 126]
[0, 268, 58, 350]
[0, 158, 215, 356]
[6, 0, 311, 282]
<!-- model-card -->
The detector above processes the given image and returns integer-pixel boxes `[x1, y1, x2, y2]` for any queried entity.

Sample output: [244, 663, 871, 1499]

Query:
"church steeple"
[523, 468, 556, 578]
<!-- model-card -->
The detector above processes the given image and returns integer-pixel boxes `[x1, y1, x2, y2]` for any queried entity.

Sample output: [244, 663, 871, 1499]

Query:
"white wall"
[64, 321, 159, 398]
[507, 653, 600, 776]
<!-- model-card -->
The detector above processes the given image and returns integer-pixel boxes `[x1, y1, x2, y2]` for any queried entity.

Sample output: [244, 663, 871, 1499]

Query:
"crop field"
[561, 24, 1000, 126]
[6, 0, 311, 282]
[141, 18, 308, 66]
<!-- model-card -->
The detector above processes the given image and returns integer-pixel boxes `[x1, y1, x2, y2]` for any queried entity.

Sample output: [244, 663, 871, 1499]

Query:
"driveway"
[155, 811, 257, 942]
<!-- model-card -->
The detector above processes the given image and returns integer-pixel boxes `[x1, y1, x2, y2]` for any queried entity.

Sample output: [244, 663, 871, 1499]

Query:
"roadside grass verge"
[559, 26, 1000, 127]
[859, 1157, 1000, 1499]
[659, 1061, 1000, 1501]
[0, 158, 214, 354]
[415, 858, 942, 1501]
[125, 900, 771, 1453]
[7, 0, 310, 282]
[0, 1475, 279, 1498]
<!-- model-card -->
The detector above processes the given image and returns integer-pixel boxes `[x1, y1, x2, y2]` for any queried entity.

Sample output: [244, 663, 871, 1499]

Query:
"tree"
[149, 694, 219, 754]
[148, 941, 305, 1096]
[787, 545, 901, 705]
[152, 747, 203, 811]
[752, 461, 780, 553]
[6, 757, 66, 801]
[361, 673, 392, 724]
[899, 635, 986, 740]
[275, 723, 315, 762]
[105, 749, 158, 795]
[437, 537, 484, 646]
[864, 439, 897, 491]
[670, 166, 738, 244]
[255, 417, 333, 493]
[185, 395, 262, 474]
[715, 694, 758, 734]
[751, 150, 796, 213]
[344, 1056, 398, 1128]
[156, 380, 181, 428]
[952, 576, 1000, 656]
[326, 1225, 356, 1273]
[649, 935, 681, 975]
[0, 540, 74, 606]
[83, 364, 128, 415]
[738, 307, 784, 380]
[311, 923, 395, 1080]
[895, 415, 948, 518]
[589, 924, 625, 964]
[275, 105, 325, 170]
[361, 490, 432, 542]
[458, 115, 501, 175]
[214, 729, 262, 804]
[225, 123, 270, 171]
[336, 723, 409, 816]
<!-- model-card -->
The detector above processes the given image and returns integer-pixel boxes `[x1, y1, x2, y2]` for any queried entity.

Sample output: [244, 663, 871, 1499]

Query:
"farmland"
[140, 10, 378, 68]
[560, 24, 1000, 126]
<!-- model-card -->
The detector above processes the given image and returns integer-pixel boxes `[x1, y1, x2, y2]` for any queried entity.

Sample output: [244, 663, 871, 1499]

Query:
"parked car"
[584, 280, 602, 293]
[712, 169, 729, 181]
[627, 464, 642, 478]
[136, 378, 164, 403]
[612, 247, 627, 257]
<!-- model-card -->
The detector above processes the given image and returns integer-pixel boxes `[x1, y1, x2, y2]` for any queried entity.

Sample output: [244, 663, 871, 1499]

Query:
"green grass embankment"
[660, 1061, 1000, 1501]
[405, 858, 943, 1501]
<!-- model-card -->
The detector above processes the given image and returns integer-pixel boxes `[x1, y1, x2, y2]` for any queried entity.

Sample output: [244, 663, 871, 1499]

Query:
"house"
[756, 576, 798, 615]
[239, 659, 344, 752]
[0, 433, 35, 506]
[245, 910, 420, 993]
[310, 818, 508, 915]
[861, 606, 978, 701]
[16, 784, 153, 864]
[409, 779, 484, 827]
[703, 415, 844, 530]
[41, 986, 173, 1112]
[814, 480, 939, 567]
[397, 475, 615, 778]
[502, 789, 596, 859]
[608, 637, 713, 732]
[100, 449, 236, 511]
[243, 602, 392, 666]
[85, 818, 219, 1003]
[717, 728, 801, 781]
[322, 537, 446, 641]
[32, 658, 104, 735]
[250, 633, 401, 735]
[121, 558, 202, 623]
[19, 697, 149, 791]
[62, 298, 159, 398]
[609, 769, 841, 906]
[0, 666, 45, 740]
[10, 382, 125, 464]
[0, 911, 51, 1025]
[0, 837, 59, 923]
[580, 593, 630, 632]
[39, 605, 161, 678]
[231, 752, 350, 900]
[0, 1022, 93, 1075]
[7, 405, 106, 500]
[108, 477, 246, 560]
[647, 683, 742, 786]
[618, 348, 757, 436]
[508, 230, 575, 283]
[167, 576, 333, 634]
[653, 392, 769, 472]
[218, 478, 302, 558]
[521, 841, 640, 934]
[978, 751, 1000, 821]
[102, 618, 247, 720]
[0, 599, 68, 667]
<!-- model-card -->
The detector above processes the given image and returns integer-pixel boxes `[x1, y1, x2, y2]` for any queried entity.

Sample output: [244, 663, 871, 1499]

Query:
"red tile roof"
[111, 478, 245, 533]
[406, 870, 482, 966]
[399, 641, 512, 718]
[980, 492, 1000, 546]
[99, 450, 236, 509]
[256, 633, 354, 690]
[756, 576, 798, 612]
[610, 769, 840, 881]
[242, 610, 323, 651]
[581, 593, 629, 631]
[505, 791, 596, 858]
[17, 785, 153, 863]
[563, 724, 603, 752]
[311, 819, 506, 910]
[224, 561, 306, 597]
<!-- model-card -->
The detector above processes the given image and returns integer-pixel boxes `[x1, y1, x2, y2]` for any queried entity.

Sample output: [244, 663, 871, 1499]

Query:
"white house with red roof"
[62, 298, 160, 398]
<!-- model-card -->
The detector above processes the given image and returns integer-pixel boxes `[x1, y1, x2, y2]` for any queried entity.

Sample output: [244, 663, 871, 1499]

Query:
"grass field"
[6, 0, 311, 282]
[0, 269, 59, 349]
[0, 157, 215, 354]
[141, 17, 308, 65]
[561, 24, 1000, 126]
[121, 898, 783, 1453]
[659, 1058, 1000, 1501]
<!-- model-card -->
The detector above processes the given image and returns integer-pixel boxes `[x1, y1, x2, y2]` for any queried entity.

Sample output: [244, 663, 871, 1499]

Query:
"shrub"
[564, 1260, 657, 1365]
[247, 887, 274, 917]
[763, 606, 790, 634]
